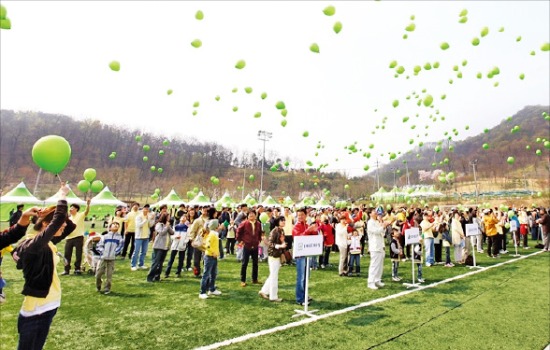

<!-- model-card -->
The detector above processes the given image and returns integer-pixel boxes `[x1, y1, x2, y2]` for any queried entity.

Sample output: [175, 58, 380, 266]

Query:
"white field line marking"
[195, 251, 545, 350]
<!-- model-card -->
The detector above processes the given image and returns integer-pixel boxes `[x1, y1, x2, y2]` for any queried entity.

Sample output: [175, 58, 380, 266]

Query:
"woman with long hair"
[14, 184, 76, 350]
[259, 216, 287, 302]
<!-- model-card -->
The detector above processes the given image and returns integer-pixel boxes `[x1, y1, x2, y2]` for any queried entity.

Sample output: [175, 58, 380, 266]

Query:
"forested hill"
[378, 105, 550, 184]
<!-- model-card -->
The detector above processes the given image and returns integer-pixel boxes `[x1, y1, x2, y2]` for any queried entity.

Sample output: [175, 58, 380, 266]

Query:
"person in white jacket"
[335, 215, 350, 276]
[131, 204, 156, 271]
[95, 222, 124, 294]
[367, 207, 391, 290]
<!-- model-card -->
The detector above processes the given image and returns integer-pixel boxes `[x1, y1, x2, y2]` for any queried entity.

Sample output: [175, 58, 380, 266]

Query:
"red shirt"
[319, 223, 334, 246]
[292, 221, 318, 237]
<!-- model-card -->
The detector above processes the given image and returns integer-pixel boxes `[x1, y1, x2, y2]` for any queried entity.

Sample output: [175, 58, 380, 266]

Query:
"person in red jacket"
[318, 218, 334, 268]
[292, 208, 318, 306]
[236, 210, 263, 287]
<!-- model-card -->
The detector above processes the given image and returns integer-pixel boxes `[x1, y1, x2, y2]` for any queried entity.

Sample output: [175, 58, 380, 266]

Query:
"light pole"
[470, 159, 478, 198]
[258, 130, 272, 203]
[404, 160, 410, 187]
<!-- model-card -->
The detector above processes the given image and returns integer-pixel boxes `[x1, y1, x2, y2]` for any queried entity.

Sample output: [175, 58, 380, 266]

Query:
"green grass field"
[0, 228, 548, 350]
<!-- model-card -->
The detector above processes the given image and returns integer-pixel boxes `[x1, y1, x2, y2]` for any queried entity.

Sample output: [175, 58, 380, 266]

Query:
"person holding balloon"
[13, 183, 76, 350]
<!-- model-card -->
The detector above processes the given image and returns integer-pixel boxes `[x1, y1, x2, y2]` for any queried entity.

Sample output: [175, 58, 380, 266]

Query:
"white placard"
[465, 223, 480, 237]
[509, 220, 518, 231]
[405, 228, 420, 245]
[293, 235, 323, 258]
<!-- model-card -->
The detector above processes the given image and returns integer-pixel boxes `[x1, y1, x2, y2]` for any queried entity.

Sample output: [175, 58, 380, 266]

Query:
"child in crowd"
[440, 223, 454, 267]
[390, 228, 402, 281]
[225, 219, 236, 255]
[0, 244, 14, 303]
[413, 240, 425, 283]
[348, 229, 362, 276]
[199, 219, 222, 299]
[96, 222, 124, 294]
[319, 218, 334, 269]
[84, 232, 102, 275]
[165, 217, 189, 278]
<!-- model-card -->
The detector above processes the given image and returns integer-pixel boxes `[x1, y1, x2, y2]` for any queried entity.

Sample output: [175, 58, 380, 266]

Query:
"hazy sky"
[1, 1, 549, 177]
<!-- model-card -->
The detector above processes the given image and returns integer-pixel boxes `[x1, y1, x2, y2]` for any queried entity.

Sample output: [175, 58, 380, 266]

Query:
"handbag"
[191, 229, 206, 251]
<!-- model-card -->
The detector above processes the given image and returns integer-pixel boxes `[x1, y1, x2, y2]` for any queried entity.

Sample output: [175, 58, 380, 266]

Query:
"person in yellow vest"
[122, 202, 139, 260]
[13, 184, 76, 350]
[63, 198, 90, 275]
[483, 209, 500, 258]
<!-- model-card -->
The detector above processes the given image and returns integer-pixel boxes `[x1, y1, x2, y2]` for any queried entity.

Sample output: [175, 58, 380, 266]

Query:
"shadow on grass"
[441, 299, 462, 308]
[346, 306, 387, 326]
[103, 292, 149, 298]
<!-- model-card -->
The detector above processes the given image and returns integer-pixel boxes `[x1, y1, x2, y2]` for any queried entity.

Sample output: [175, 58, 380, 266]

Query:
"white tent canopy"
[0, 182, 43, 204]
[151, 189, 186, 207]
[90, 186, 126, 207]
[44, 184, 86, 206]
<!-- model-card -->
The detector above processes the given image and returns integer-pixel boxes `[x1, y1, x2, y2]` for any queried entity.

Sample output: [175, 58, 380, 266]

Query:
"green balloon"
[275, 101, 286, 110]
[143, 145, 150, 152]
[281, 119, 287, 127]
[458, 16, 467, 23]
[109, 61, 120, 71]
[249, 174, 255, 182]
[440, 42, 450, 50]
[344, 184, 350, 189]
[405, 23, 415, 32]
[232, 106, 238, 112]
[507, 156, 515, 164]
[90, 180, 104, 193]
[303, 131, 309, 137]
[544, 141, 550, 149]
[163, 139, 170, 146]
[480, 27, 489, 37]
[396, 66, 405, 74]
[245, 87, 253, 94]
[392, 100, 399, 108]
[433, 62, 440, 69]
[423, 94, 433, 107]
[435, 145, 442, 153]
[310, 43, 320, 53]
[157, 167, 163, 173]
[77, 180, 90, 193]
[193, 101, 200, 108]
[0, 5, 6, 20]
[109, 153, 116, 159]
[195, 10, 204, 20]
[519, 73, 525, 80]
[536, 149, 542, 156]
[281, 109, 287, 117]
[363, 165, 370, 171]
[389, 60, 398, 68]
[323, 5, 336, 16]
[215, 95, 220, 101]
[542, 43, 550, 52]
[135, 135, 142, 142]
[254, 112, 261, 118]
[32, 135, 72, 174]
[333, 21, 342, 34]
[235, 60, 246, 69]
[167, 89, 173, 95]
[472, 37, 480, 46]
[482, 143, 489, 150]
[143, 156, 149, 162]
[459, 9, 468, 16]
[150, 165, 156, 171]
[191, 39, 202, 48]
[389, 153, 397, 160]
[261, 92, 267, 99]
[159, 150, 165, 155]
[192, 110, 198, 116]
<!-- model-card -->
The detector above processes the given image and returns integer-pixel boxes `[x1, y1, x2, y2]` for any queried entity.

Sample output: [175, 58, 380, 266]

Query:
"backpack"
[191, 229, 206, 251]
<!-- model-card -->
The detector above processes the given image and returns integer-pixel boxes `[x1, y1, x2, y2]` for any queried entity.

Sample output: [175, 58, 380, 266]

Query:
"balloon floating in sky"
[519, 73, 525, 80]
[333, 21, 342, 34]
[482, 143, 490, 150]
[536, 149, 542, 156]
[215, 95, 220, 101]
[440, 42, 450, 50]
[459, 9, 468, 16]
[32, 135, 72, 174]
[143, 145, 150, 152]
[249, 174, 255, 182]
[275, 101, 286, 110]
[472, 37, 480, 46]
[191, 39, 202, 48]
[159, 150, 165, 156]
[323, 5, 336, 16]
[310, 43, 320, 53]
[396, 66, 405, 74]
[167, 89, 173, 95]
[458, 16, 468, 23]
[143, 156, 149, 162]
[232, 106, 238, 112]
[195, 10, 204, 20]
[245, 87, 253, 94]
[541, 43, 550, 51]
[423, 95, 433, 107]
[135, 135, 142, 142]
[392, 100, 399, 108]
[109, 61, 120, 72]
[0, 5, 10, 30]
[261, 92, 267, 99]
[480, 26, 489, 37]
[516, 36, 522, 42]
[163, 139, 170, 146]
[150, 166, 156, 172]
[193, 101, 200, 108]
[235, 60, 246, 69]
[303, 131, 309, 137]
[254, 112, 261, 118]
[507, 156, 515, 164]
[405, 23, 415, 32]
[281, 119, 287, 127]
[389, 60, 397, 68]
[83, 168, 97, 182]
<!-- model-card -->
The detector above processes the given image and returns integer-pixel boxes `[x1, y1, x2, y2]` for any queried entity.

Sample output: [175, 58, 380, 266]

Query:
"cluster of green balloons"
[210, 176, 220, 185]
[77, 168, 104, 193]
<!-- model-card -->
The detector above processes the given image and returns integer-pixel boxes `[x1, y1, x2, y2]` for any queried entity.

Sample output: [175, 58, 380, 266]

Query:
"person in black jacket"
[9, 204, 24, 227]
[12, 184, 76, 350]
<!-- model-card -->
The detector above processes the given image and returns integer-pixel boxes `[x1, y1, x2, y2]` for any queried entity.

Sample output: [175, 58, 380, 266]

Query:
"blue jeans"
[147, 249, 168, 282]
[200, 255, 218, 294]
[424, 238, 435, 265]
[295, 257, 307, 303]
[417, 263, 423, 280]
[348, 254, 361, 273]
[131, 238, 149, 268]
[18, 308, 57, 350]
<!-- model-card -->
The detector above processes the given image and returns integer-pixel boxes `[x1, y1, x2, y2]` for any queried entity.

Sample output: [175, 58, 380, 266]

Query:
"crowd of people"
[1, 184, 550, 349]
